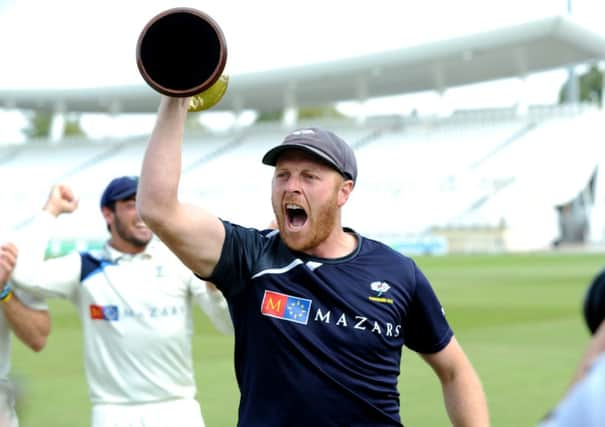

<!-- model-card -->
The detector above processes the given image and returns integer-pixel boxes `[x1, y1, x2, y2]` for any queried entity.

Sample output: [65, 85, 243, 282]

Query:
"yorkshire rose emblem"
[370, 281, 391, 296]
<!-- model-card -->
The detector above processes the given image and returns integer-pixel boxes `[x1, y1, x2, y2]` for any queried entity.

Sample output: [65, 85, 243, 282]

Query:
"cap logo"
[261, 127, 357, 184]
[292, 129, 316, 136]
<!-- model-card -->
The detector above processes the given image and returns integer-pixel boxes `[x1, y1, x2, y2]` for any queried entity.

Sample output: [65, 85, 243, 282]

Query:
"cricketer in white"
[1, 242, 50, 427]
[10, 180, 233, 427]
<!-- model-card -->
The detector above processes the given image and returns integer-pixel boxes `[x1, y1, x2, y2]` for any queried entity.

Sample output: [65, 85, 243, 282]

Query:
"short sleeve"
[206, 220, 265, 298]
[403, 263, 453, 353]
[13, 286, 48, 311]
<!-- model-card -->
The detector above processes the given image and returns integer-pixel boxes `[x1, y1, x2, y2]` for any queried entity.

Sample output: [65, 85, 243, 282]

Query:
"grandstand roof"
[2, 15, 605, 114]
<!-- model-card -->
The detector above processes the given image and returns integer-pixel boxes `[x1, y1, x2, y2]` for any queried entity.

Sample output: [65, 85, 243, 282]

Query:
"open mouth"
[285, 203, 307, 229]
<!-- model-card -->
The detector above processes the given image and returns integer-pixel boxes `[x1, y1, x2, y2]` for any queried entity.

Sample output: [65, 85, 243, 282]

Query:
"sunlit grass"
[12, 252, 603, 426]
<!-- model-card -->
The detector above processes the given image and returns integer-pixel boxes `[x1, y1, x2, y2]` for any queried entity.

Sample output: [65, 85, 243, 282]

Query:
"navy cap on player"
[262, 127, 358, 184]
[100, 176, 139, 209]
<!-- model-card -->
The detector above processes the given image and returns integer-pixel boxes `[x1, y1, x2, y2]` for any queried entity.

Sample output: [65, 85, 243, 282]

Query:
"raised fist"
[44, 184, 79, 217]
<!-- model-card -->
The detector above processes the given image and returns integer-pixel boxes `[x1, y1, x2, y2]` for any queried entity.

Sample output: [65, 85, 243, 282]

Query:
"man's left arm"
[1, 242, 50, 352]
[421, 336, 490, 427]
[2, 289, 50, 352]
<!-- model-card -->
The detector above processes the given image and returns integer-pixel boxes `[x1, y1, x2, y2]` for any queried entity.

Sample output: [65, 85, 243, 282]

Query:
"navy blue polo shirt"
[207, 221, 453, 427]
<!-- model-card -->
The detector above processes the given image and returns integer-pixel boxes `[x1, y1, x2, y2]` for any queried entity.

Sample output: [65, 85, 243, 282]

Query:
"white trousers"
[91, 398, 205, 427]
[0, 380, 18, 427]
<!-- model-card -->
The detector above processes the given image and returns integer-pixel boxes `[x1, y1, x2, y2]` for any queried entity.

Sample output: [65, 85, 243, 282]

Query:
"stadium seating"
[2, 104, 604, 253]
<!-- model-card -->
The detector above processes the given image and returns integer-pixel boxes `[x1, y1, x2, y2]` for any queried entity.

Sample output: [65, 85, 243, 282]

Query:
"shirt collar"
[102, 242, 153, 263]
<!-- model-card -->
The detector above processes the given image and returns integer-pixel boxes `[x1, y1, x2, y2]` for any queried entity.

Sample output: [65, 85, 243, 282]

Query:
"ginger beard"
[272, 180, 341, 253]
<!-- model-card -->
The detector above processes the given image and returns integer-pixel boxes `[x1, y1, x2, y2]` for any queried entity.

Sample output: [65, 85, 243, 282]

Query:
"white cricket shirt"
[11, 211, 232, 404]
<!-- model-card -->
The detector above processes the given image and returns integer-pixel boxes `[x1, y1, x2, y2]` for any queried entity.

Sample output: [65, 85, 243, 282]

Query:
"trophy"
[136, 7, 228, 111]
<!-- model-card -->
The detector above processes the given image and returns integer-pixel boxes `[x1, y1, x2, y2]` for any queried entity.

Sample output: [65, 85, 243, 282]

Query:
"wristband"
[1, 291, 12, 303]
[0, 282, 13, 302]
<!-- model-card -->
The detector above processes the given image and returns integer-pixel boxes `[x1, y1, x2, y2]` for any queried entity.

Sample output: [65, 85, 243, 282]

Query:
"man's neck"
[303, 230, 357, 259]
[108, 239, 147, 255]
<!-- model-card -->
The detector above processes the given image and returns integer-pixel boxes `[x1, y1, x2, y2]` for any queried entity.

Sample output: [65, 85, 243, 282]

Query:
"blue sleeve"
[403, 263, 453, 353]
[80, 252, 101, 282]
[206, 220, 264, 298]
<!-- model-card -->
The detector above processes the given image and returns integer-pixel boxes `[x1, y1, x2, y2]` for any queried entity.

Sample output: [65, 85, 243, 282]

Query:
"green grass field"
[11, 252, 604, 426]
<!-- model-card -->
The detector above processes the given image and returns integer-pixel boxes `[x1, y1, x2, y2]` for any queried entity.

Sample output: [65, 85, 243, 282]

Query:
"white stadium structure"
[2, 15, 605, 254]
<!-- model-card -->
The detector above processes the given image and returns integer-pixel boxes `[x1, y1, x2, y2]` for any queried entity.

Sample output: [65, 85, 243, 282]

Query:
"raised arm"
[567, 319, 605, 389]
[421, 337, 490, 427]
[11, 185, 82, 299]
[1, 242, 50, 352]
[137, 96, 225, 278]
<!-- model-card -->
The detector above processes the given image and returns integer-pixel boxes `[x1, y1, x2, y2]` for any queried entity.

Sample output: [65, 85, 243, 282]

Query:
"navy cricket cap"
[100, 176, 139, 209]
[262, 127, 358, 184]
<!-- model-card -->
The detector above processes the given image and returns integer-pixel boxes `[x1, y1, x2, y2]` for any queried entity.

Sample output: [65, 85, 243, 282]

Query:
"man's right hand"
[44, 184, 79, 217]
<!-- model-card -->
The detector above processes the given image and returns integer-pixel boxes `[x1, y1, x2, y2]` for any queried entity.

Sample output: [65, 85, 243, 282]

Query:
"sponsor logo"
[368, 281, 394, 304]
[260, 290, 402, 339]
[261, 290, 312, 325]
[124, 305, 186, 319]
[90, 304, 186, 321]
[89, 304, 119, 321]
[313, 308, 401, 337]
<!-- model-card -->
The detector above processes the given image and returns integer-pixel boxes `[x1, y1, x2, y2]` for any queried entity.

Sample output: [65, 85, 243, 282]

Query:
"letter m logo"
[261, 291, 287, 318]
